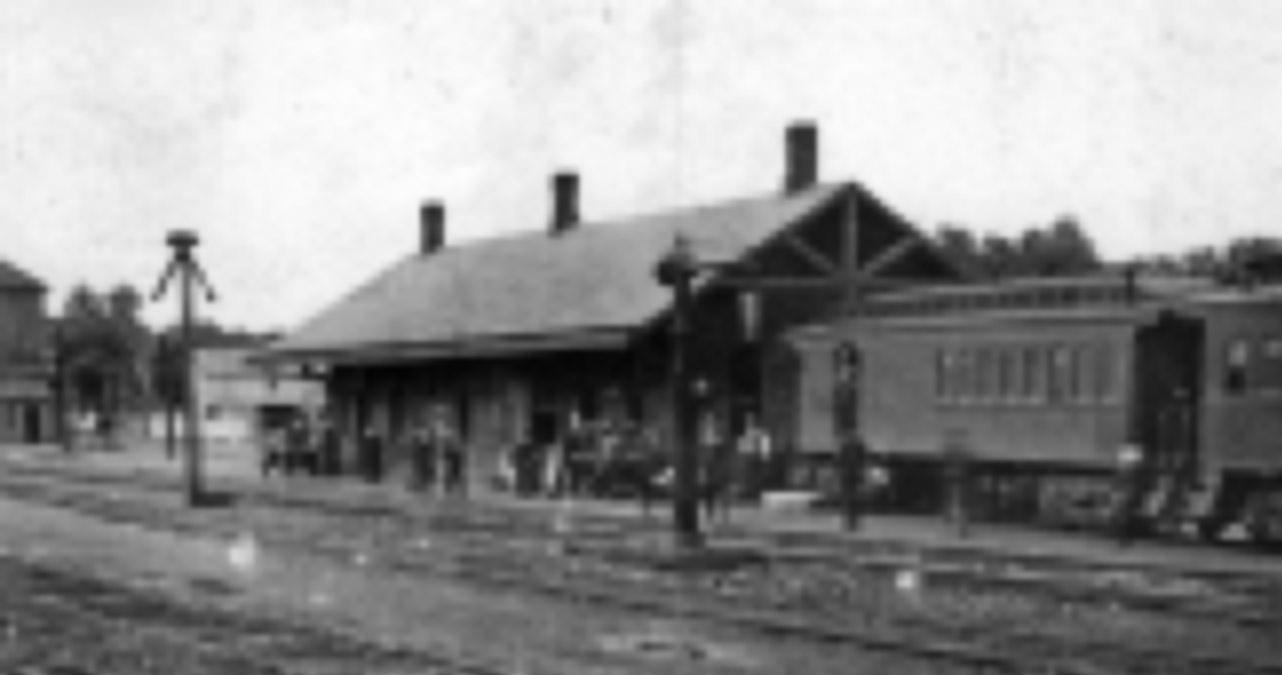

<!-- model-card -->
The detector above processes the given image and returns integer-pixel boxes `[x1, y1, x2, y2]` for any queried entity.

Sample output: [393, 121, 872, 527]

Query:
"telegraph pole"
[656, 235, 703, 549]
[159, 334, 177, 461]
[152, 230, 216, 507]
[50, 324, 69, 453]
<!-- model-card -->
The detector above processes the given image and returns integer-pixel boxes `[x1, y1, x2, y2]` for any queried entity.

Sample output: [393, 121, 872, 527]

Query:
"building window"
[1225, 339, 1250, 395]
[1262, 337, 1282, 393]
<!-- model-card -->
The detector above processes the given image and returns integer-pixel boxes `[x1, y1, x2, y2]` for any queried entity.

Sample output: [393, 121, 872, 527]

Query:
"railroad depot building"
[268, 125, 963, 490]
[0, 258, 52, 444]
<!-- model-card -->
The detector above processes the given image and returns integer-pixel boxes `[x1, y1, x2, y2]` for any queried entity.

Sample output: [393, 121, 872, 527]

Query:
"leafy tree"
[1131, 236, 1282, 283]
[57, 283, 153, 423]
[933, 215, 1103, 279]
[934, 225, 983, 275]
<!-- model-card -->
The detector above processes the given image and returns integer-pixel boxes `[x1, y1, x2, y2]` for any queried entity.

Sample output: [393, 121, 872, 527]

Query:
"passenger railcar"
[790, 274, 1282, 542]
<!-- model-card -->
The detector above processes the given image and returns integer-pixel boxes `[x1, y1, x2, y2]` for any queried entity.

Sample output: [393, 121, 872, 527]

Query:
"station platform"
[4, 440, 1278, 579]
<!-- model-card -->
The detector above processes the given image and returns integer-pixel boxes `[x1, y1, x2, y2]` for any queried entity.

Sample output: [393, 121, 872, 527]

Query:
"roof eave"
[262, 325, 637, 367]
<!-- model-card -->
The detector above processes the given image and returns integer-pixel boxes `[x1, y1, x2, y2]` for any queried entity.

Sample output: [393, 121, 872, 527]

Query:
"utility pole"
[158, 334, 177, 461]
[152, 230, 216, 507]
[655, 235, 703, 549]
[50, 324, 69, 452]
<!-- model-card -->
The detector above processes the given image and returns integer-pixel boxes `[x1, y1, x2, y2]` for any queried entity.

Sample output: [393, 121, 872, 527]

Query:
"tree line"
[931, 214, 1282, 283]
[55, 283, 275, 428]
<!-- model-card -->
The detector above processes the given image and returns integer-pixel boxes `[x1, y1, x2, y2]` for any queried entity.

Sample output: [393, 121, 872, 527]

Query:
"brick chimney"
[420, 200, 445, 255]
[784, 121, 819, 193]
[550, 171, 579, 235]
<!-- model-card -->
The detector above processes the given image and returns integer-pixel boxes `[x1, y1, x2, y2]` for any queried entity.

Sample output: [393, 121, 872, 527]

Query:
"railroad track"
[21, 460, 1279, 633]
[0, 553, 511, 675]
[1, 467, 1280, 675]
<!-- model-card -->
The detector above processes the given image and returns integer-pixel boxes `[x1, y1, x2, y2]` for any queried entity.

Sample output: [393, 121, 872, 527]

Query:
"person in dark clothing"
[408, 422, 436, 492]
[736, 414, 773, 502]
[699, 411, 733, 524]
[360, 427, 385, 483]
[1114, 443, 1147, 546]
[560, 413, 592, 497]
[435, 416, 465, 496]
[319, 419, 342, 477]
[630, 424, 664, 517]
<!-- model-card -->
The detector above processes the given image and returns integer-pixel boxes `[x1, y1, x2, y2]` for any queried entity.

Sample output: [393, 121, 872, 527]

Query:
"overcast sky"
[3, 0, 1281, 330]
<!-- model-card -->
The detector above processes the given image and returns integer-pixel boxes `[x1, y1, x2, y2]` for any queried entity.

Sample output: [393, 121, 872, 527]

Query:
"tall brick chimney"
[784, 121, 819, 193]
[420, 200, 445, 255]
[550, 171, 580, 235]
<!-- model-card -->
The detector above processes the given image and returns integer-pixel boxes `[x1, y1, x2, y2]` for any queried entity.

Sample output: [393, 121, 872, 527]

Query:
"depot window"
[1263, 337, 1282, 392]
[1224, 339, 1250, 395]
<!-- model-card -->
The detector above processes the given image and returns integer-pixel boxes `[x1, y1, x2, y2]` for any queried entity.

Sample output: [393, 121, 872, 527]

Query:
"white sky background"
[2, 0, 1281, 330]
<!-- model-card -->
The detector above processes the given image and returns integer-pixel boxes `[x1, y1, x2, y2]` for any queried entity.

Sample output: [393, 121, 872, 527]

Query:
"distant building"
[268, 123, 965, 489]
[182, 346, 324, 446]
[0, 258, 51, 444]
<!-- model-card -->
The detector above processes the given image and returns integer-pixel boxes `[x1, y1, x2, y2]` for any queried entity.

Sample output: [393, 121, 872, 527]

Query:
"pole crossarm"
[188, 258, 218, 303]
[151, 258, 182, 303]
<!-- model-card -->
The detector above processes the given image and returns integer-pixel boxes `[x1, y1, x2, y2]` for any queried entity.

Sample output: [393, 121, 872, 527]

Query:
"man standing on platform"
[1114, 443, 1147, 546]
[436, 411, 466, 497]
[408, 420, 436, 493]
[834, 342, 865, 531]
[360, 426, 384, 484]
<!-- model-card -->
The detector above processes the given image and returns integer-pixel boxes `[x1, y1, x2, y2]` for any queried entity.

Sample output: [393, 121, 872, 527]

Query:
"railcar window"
[958, 350, 974, 404]
[975, 349, 994, 404]
[1034, 347, 1052, 403]
[1049, 345, 1071, 403]
[1072, 345, 1094, 403]
[1225, 339, 1250, 395]
[1018, 347, 1036, 404]
[997, 348, 1016, 404]
[935, 351, 954, 404]
[1095, 343, 1118, 401]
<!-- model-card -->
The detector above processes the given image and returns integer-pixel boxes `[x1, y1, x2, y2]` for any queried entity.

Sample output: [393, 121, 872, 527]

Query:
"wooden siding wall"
[796, 320, 1136, 468]
[1198, 303, 1282, 472]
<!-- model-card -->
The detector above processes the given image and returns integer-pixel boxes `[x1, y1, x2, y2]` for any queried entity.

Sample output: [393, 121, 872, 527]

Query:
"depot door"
[1132, 311, 1204, 478]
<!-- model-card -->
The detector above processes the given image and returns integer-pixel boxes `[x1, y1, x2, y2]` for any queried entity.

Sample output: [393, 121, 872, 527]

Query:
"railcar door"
[1132, 311, 1205, 484]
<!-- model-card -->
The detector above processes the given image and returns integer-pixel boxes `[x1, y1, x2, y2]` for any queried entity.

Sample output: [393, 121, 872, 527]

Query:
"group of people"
[503, 410, 779, 520]
[260, 415, 341, 477]
[506, 414, 663, 503]
[259, 410, 468, 495]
